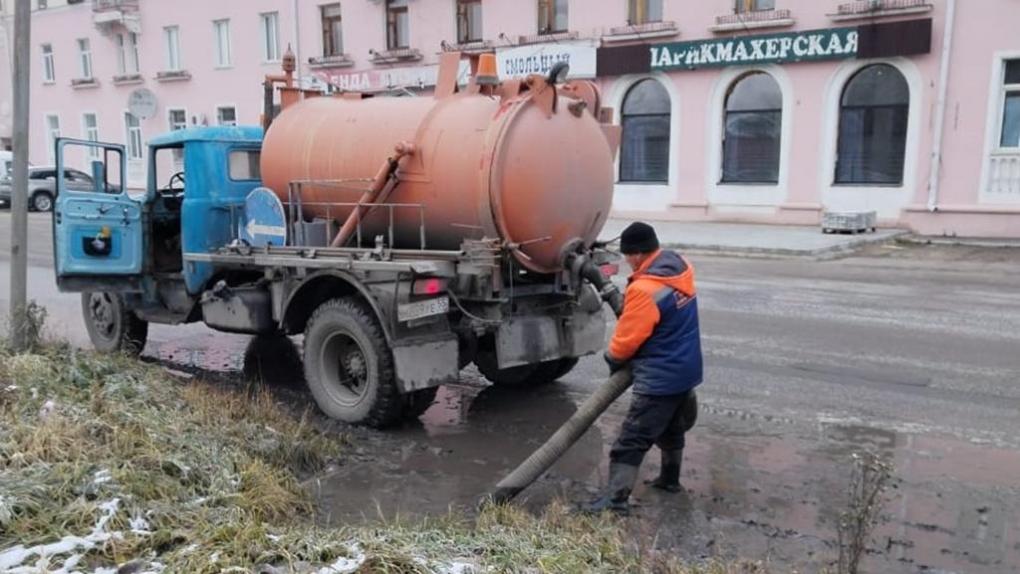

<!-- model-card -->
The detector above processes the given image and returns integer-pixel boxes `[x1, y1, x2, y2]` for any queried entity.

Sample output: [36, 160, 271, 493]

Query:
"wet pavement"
[3, 212, 1020, 572]
[131, 330, 1020, 574]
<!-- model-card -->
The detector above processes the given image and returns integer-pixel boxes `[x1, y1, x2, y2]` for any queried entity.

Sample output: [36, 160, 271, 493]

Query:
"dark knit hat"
[619, 222, 659, 254]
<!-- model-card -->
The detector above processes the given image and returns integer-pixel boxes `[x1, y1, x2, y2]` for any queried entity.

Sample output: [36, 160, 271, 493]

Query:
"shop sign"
[496, 40, 597, 80]
[652, 27, 858, 71]
[597, 20, 932, 77]
[316, 62, 470, 92]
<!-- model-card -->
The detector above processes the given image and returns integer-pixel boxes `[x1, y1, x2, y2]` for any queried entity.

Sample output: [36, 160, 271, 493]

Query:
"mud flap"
[392, 336, 460, 392]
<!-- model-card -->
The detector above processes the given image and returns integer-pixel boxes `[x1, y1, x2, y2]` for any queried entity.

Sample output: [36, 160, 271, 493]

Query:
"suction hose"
[489, 368, 633, 503]
[487, 257, 628, 505]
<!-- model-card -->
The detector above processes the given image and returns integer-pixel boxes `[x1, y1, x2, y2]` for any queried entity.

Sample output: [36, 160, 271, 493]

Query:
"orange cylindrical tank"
[260, 85, 615, 274]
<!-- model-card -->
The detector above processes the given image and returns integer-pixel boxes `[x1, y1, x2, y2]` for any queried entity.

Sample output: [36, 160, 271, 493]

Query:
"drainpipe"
[926, 0, 957, 212]
[291, 0, 301, 88]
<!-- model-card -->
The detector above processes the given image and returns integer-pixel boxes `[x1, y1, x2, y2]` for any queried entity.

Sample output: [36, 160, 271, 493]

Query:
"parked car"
[0, 151, 12, 208]
[0, 165, 96, 212]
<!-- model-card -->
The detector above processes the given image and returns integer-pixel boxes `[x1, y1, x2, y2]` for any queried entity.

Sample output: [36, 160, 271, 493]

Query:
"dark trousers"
[610, 391, 692, 467]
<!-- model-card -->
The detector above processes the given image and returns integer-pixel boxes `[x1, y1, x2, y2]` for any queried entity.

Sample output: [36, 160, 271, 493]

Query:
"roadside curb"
[897, 234, 1020, 249]
[661, 230, 911, 259]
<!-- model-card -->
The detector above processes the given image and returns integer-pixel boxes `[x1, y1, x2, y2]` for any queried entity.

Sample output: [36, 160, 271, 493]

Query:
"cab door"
[53, 138, 145, 289]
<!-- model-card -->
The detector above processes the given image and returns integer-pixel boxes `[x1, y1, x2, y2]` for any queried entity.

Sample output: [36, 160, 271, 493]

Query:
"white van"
[0, 150, 12, 177]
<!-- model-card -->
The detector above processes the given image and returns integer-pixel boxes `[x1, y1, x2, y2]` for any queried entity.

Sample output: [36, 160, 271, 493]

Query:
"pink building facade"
[8, 0, 1020, 237]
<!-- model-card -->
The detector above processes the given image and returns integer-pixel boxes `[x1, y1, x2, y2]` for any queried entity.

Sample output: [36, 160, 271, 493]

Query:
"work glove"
[603, 351, 627, 374]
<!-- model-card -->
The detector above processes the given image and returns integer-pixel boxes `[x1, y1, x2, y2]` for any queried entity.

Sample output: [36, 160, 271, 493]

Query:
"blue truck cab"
[54, 128, 264, 336]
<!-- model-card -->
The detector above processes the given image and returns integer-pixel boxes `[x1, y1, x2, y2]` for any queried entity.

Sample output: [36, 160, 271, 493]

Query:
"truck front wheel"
[81, 292, 148, 355]
[303, 298, 403, 428]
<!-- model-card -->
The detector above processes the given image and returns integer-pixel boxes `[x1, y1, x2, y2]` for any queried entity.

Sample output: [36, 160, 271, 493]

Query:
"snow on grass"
[315, 544, 365, 573]
[0, 499, 120, 572]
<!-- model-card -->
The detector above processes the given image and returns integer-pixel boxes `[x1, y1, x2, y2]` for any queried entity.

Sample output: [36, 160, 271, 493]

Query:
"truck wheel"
[402, 387, 438, 420]
[303, 298, 403, 428]
[541, 357, 580, 382]
[81, 292, 148, 355]
[476, 354, 578, 387]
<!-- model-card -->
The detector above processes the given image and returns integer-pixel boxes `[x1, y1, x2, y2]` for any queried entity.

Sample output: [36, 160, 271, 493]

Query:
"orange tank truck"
[260, 55, 618, 274]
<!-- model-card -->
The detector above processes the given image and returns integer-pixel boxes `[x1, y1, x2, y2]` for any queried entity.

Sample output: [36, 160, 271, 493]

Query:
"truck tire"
[402, 387, 438, 420]
[81, 292, 148, 355]
[476, 354, 579, 387]
[303, 297, 404, 428]
[540, 357, 580, 382]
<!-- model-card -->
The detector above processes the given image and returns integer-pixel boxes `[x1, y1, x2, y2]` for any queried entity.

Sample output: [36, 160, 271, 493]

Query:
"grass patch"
[1, 344, 765, 573]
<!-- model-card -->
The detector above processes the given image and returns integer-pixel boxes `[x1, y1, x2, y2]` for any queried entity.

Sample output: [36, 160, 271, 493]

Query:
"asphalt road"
[2, 209, 1020, 571]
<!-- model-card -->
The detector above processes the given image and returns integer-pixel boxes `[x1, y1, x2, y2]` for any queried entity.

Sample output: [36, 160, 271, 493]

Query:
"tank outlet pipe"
[487, 258, 629, 504]
[330, 142, 416, 248]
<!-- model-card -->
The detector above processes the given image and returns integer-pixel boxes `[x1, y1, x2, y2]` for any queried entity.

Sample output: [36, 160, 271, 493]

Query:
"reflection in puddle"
[312, 383, 605, 522]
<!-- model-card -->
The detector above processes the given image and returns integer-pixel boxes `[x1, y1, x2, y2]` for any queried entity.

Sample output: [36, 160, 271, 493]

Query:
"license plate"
[398, 297, 450, 322]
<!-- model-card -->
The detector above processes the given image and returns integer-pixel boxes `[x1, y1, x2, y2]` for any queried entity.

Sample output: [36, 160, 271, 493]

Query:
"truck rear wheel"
[303, 298, 403, 428]
[81, 292, 148, 355]
[476, 354, 579, 387]
[402, 387, 438, 420]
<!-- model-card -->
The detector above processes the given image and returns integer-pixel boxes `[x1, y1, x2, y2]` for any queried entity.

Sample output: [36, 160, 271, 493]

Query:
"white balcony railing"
[712, 8, 795, 32]
[829, 0, 933, 20]
[987, 153, 1020, 197]
[92, 0, 138, 11]
[716, 8, 793, 25]
[92, 0, 140, 33]
[603, 21, 679, 42]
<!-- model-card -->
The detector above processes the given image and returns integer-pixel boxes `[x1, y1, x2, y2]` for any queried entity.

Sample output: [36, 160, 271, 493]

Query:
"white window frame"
[216, 104, 238, 127]
[978, 51, 1020, 203]
[77, 38, 92, 80]
[167, 108, 188, 132]
[321, 3, 344, 57]
[124, 111, 144, 161]
[995, 59, 1020, 151]
[606, 73, 681, 213]
[214, 19, 232, 68]
[41, 43, 54, 83]
[735, 0, 776, 12]
[164, 26, 181, 71]
[706, 65, 793, 210]
[260, 12, 281, 63]
[117, 32, 140, 75]
[81, 112, 100, 159]
[167, 108, 188, 167]
[44, 113, 60, 163]
[818, 58, 922, 219]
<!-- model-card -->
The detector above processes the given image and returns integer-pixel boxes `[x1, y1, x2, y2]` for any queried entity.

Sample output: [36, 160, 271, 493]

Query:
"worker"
[587, 222, 703, 514]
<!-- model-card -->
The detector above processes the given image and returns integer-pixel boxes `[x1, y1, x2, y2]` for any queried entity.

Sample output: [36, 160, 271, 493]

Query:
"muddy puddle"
[146, 332, 1020, 573]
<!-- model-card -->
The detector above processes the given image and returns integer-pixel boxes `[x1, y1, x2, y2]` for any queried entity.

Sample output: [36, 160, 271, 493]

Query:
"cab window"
[228, 150, 261, 181]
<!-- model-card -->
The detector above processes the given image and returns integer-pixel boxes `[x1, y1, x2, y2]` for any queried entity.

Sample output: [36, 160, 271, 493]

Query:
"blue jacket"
[608, 250, 704, 396]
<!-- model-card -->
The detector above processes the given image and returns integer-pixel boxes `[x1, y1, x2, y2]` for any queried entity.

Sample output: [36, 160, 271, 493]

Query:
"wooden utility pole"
[8, 0, 30, 350]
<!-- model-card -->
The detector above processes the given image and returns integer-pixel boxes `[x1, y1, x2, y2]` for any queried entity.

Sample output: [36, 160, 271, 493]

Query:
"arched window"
[836, 64, 910, 185]
[620, 79, 671, 183]
[722, 72, 782, 184]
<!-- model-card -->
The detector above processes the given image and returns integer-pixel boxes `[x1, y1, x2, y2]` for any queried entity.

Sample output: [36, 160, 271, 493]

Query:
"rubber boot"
[644, 449, 683, 493]
[586, 463, 639, 514]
